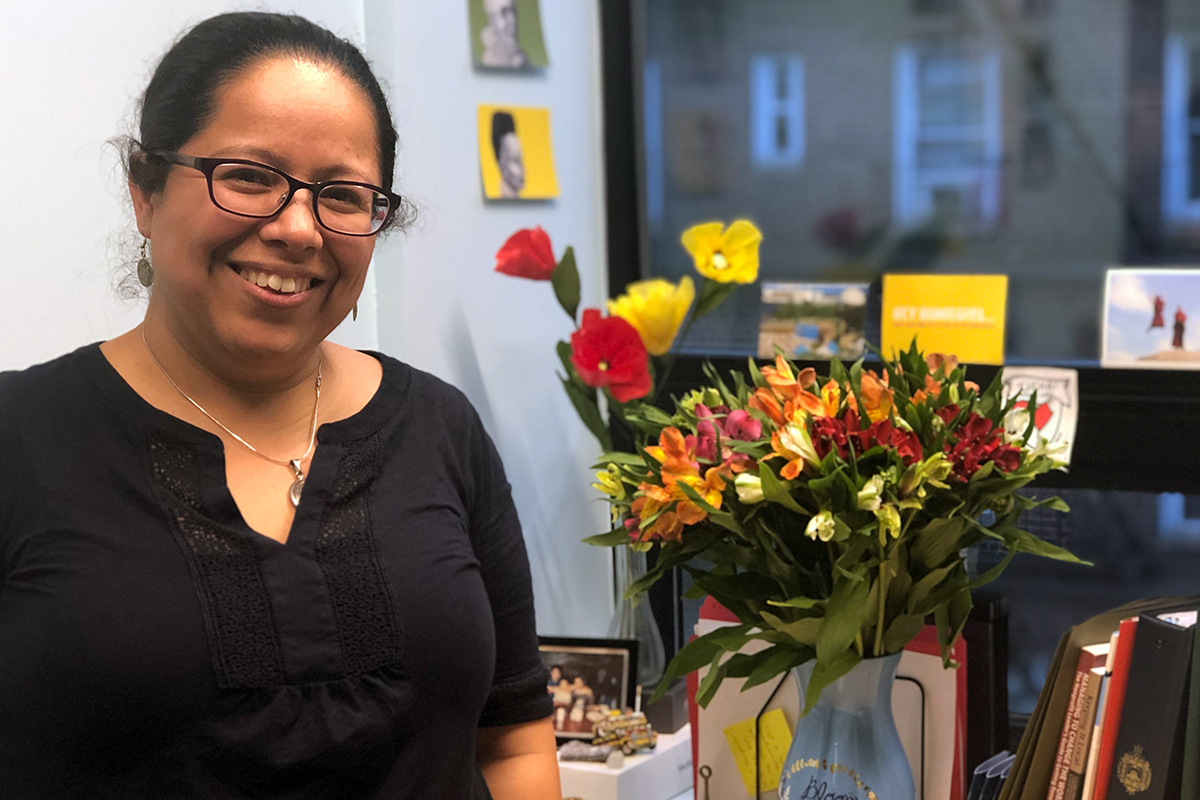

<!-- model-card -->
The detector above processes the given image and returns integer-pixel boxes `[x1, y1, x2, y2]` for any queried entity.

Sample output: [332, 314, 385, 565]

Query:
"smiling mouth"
[234, 266, 323, 295]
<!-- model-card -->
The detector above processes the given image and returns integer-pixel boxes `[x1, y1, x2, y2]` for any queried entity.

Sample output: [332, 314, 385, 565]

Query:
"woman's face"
[131, 57, 381, 364]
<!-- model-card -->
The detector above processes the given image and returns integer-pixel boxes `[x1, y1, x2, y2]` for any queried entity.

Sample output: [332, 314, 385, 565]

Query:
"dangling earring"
[352, 303, 358, 322]
[136, 239, 154, 288]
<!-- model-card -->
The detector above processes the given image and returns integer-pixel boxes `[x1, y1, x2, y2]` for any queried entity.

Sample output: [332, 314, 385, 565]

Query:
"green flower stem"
[874, 552, 889, 657]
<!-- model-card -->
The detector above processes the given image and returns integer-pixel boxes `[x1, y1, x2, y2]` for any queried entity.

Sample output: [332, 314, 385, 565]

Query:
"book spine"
[1091, 618, 1139, 800]
[1048, 668, 1089, 800]
[1064, 671, 1102, 800]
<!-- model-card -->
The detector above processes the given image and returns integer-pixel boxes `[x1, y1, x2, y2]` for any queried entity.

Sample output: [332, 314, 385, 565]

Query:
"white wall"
[1, 1, 611, 636]
[363, 0, 613, 636]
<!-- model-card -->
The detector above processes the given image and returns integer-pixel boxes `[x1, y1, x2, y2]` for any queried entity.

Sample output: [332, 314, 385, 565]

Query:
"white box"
[558, 724, 693, 800]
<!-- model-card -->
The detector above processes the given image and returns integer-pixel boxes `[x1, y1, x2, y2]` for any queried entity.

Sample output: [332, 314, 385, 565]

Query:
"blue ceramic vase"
[778, 653, 915, 800]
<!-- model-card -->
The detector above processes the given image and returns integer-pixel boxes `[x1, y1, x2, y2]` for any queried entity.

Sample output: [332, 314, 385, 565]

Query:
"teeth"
[238, 268, 310, 294]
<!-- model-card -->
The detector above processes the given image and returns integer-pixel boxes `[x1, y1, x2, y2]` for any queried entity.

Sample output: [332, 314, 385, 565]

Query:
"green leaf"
[696, 651, 729, 707]
[768, 595, 821, 610]
[883, 613, 927, 652]
[759, 465, 811, 515]
[999, 526, 1089, 563]
[583, 529, 634, 547]
[551, 247, 580, 321]
[909, 516, 966, 570]
[742, 645, 812, 691]
[591, 451, 647, 468]
[906, 562, 958, 613]
[761, 610, 823, 647]
[675, 481, 746, 536]
[815, 576, 871, 663]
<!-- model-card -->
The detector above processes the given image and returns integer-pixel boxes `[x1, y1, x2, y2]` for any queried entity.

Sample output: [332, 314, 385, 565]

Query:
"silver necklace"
[141, 327, 322, 508]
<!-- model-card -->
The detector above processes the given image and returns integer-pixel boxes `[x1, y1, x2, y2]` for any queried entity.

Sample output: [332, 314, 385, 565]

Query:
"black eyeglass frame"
[149, 150, 401, 237]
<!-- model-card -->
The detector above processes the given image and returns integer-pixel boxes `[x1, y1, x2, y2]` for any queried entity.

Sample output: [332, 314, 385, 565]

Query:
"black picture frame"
[538, 636, 639, 739]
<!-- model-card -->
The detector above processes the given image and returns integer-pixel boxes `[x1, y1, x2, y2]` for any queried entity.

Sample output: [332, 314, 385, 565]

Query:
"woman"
[0, 12, 559, 799]
[491, 111, 526, 198]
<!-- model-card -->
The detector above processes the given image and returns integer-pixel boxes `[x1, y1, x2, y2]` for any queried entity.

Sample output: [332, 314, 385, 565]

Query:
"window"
[1162, 35, 1200, 222]
[750, 54, 805, 169]
[894, 47, 1002, 228]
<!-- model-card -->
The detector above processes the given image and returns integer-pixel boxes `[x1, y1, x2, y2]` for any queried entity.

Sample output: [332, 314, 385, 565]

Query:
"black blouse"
[0, 344, 552, 799]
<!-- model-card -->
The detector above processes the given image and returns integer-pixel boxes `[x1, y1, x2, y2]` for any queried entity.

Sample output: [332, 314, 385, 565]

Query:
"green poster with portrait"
[467, 0, 549, 70]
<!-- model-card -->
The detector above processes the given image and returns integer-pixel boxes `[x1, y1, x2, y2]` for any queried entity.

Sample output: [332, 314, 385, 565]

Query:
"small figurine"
[591, 687, 658, 756]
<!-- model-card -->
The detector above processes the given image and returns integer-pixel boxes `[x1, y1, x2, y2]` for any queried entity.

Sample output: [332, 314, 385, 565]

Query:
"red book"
[1089, 617, 1139, 800]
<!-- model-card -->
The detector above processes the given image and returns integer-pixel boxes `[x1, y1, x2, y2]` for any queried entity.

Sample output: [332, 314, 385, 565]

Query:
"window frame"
[1161, 34, 1200, 223]
[749, 53, 806, 170]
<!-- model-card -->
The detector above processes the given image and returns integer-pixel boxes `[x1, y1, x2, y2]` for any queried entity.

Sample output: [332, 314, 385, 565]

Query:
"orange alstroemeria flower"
[670, 466, 728, 523]
[630, 491, 682, 543]
[759, 356, 817, 403]
[855, 370, 894, 423]
[767, 424, 818, 481]
[645, 427, 699, 479]
[925, 353, 958, 375]
[646, 511, 684, 542]
[749, 388, 787, 427]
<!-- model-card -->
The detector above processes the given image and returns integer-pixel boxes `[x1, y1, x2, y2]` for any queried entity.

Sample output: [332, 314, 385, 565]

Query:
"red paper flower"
[494, 227, 556, 280]
[570, 309, 652, 402]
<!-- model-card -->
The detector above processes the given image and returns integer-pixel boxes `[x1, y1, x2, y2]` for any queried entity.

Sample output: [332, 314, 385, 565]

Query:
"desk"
[558, 725, 693, 800]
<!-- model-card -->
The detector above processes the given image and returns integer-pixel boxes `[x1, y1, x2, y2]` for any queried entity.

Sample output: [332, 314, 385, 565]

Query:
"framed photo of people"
[537, 637, 638, 739]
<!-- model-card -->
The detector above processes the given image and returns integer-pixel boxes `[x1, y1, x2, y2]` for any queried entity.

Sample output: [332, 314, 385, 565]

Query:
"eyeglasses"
[150, 150, 400, 236]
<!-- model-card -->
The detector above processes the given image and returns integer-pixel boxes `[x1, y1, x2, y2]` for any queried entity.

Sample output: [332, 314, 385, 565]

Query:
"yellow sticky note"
[881, 274, 1008, 365]
[722, 707, 793, 796]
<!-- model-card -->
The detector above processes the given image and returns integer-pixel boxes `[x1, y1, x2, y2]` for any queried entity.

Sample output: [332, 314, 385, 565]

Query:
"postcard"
[468, 0, 549, 70]
[477, 105, 559, 200]
[1000, 367, 1079, 464]
[880, 274, 1008, 365]
[757, 282, 868, 360]
[1101, 268, 1200, 369]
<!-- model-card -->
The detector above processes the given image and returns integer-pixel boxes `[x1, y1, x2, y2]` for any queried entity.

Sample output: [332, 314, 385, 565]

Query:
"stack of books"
[1000, 596, 1200, 800]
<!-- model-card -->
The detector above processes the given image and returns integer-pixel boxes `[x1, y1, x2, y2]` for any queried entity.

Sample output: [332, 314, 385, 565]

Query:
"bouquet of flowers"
[586, 344, 1082, 711]
[493, 221, 762, 449]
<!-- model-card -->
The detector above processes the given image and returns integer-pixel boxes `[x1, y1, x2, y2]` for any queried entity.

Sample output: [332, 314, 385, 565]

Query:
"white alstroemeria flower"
[806, 510, 837, 542]
[735, 472, 765, 504]
[856, 474, 885, 511]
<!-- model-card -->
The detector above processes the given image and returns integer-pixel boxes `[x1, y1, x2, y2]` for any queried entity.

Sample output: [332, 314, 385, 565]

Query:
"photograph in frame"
[1102, 268, 1200, 369]
[467, 0, 549, 70]
[758, 282, 869, 360]
[538, 637, 637, 740]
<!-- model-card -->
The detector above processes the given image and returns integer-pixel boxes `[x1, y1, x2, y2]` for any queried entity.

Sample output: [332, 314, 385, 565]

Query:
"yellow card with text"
[881, 274, 1008, 365]
[722, 708, 793, 796]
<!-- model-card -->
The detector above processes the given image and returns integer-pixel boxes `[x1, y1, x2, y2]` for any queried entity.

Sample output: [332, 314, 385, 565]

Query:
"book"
[1047, 643, 1108, 800]
[1102, 614, 1194, 800]
[1091, 617, 1139, 800]
[1079, 633, 1120, 800]
[1002, 596, 1200, 800]
[1180, 609, 1200, 800]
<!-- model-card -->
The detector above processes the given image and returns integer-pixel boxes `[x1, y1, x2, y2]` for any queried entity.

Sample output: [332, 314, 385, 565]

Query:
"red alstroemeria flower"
[944, 412, 1022, 480]
[570, 309, 652, 402]
[494, 226, 557, 280]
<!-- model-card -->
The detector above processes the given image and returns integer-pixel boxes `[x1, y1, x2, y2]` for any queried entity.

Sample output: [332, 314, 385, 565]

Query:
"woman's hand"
[476, 716, 560, 800]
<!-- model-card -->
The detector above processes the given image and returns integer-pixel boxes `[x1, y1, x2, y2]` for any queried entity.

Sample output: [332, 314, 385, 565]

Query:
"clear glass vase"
[778, 653, 915, 800]
[606, 547, 666, 690]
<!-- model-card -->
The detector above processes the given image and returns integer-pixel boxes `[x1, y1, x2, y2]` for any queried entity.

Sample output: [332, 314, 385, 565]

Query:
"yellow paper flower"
[607, 277, 696, 356]
[680, 220, 762, 284]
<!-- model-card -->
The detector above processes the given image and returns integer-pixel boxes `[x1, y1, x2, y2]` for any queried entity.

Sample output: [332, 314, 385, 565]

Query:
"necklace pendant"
[288, 459, 305, 508]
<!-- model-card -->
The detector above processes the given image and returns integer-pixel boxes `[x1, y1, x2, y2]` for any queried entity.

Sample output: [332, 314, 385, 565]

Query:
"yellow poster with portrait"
[477, 105, 559, 200]
[881, 274, 1008, 365]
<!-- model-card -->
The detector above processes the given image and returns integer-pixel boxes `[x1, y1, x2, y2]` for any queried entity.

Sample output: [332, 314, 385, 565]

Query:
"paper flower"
[494, 226, 556, 280]
[680, 220, 762, 284]
[569, 309, 652, 402]
[607, 277, 695, 356]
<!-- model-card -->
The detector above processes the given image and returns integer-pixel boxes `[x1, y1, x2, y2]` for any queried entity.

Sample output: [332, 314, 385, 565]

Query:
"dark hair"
[125, 12, 409, 233]
[491, 111, 516, 159]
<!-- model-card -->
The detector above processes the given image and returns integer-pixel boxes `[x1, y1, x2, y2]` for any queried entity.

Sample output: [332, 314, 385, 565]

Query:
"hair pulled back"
[490, 111, 516, 159]
[127, 12, 403, 227]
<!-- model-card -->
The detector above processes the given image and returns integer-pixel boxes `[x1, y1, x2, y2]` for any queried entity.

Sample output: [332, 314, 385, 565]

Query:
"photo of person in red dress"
[1173, 306, 1187, 350]
[1149, 294, 1165, 330]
